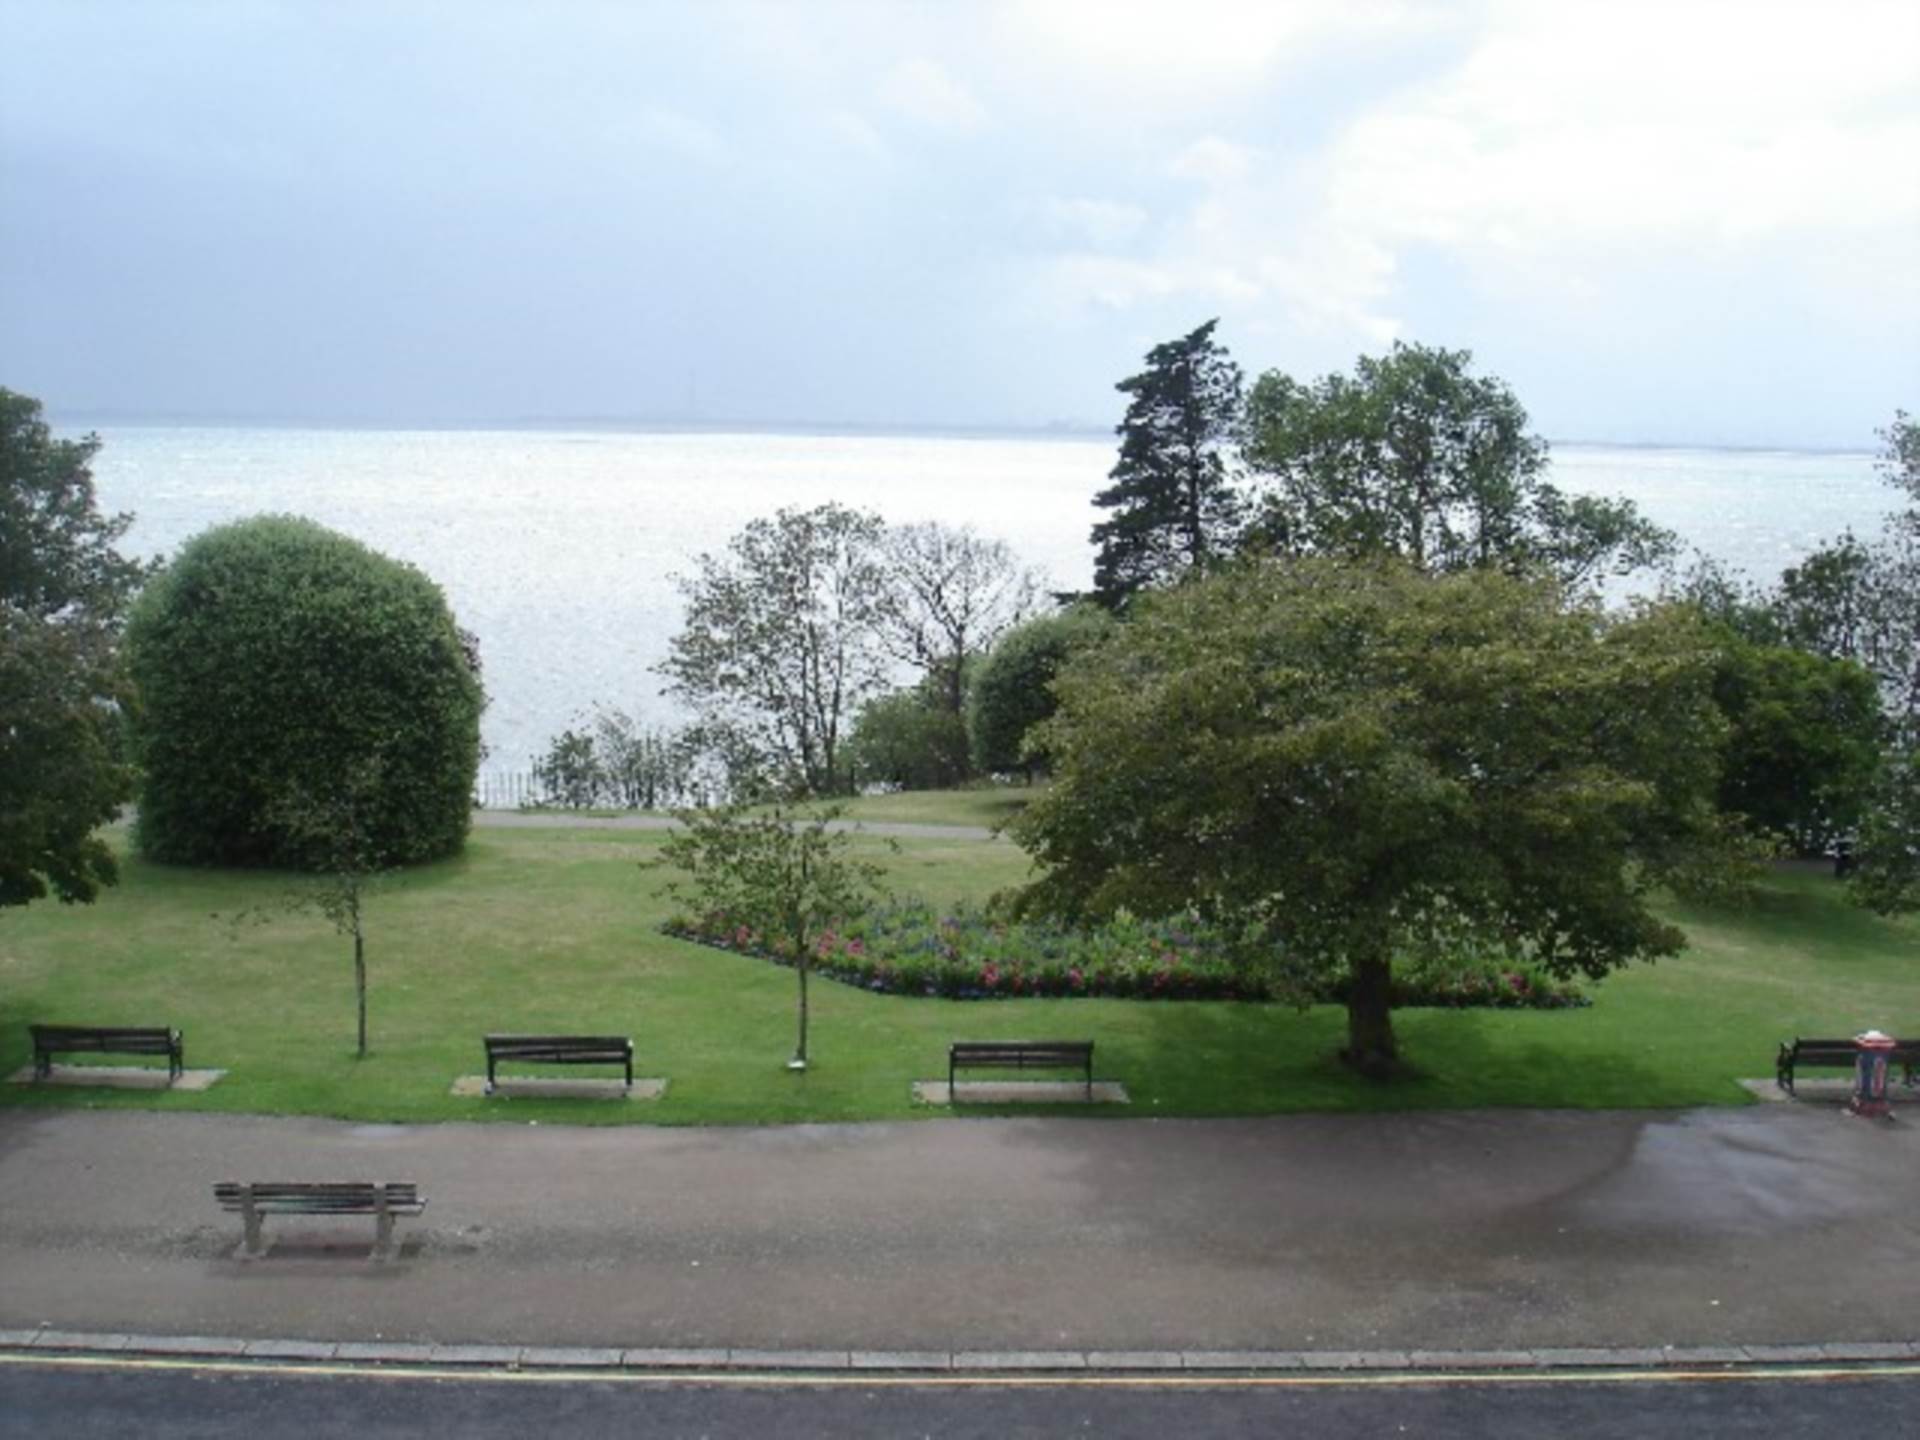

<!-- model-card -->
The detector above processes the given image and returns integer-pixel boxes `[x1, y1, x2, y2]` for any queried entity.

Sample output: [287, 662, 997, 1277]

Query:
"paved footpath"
[0, 1104, 1913, 1365]
[471, 810, 1001, 841]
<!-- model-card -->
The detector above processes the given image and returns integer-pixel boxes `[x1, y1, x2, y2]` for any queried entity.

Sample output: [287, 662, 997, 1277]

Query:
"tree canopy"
[1709, 635, 1883, 857]
[1089, 318, 1245, 610]
[966, 604, 1114, 780]
[653, 801, 887, 1069]
[125, 515, 483, 868]
[1242, 342, 1674, 589]
[660, 503, 890, 797]
[875, 520, 1039, 724]
[1, 388, 149, 908]
[1011, 558, 1749, 1076]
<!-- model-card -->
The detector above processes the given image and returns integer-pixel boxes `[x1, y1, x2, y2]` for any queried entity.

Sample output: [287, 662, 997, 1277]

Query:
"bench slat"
[949, 1040, 1095, 1101]
[30, 1024, 184, 1081]
[213, 1182, 425, 1216]
[483, 1034, 634, 1092]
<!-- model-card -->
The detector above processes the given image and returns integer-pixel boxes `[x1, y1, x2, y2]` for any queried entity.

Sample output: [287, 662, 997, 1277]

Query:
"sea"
[84, 424, 1893, 768]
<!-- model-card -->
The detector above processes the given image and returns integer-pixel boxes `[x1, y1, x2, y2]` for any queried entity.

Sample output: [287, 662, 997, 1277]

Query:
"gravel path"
[471, 810, 1000, 841]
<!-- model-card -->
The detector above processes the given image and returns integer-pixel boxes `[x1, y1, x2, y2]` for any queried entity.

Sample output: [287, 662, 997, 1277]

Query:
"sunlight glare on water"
[89, 425, 1889, 765]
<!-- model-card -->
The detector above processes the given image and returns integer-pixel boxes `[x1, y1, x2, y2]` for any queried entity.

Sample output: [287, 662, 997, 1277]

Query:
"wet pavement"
[0, 1103, 1911, 1354]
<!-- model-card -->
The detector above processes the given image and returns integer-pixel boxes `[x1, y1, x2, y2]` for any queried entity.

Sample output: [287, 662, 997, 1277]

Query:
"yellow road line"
[2, 1351, 1916, 1390]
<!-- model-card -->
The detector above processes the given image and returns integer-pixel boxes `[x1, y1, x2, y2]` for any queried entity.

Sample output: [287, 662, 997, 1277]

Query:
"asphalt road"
[3, 1359, 1915, 1439]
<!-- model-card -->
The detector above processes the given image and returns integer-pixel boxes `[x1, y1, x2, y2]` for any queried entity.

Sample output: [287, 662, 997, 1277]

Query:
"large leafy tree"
[1710, 637, 1884, 857]
[875, 520, 1040, 730]
[660, 503, 890, 798]
[1089, 319, 1245, 610]
[1, 389, 150, 908]
[125, 516, 483, 868]
[1011, 559, 1749, 1076]
[1243, 343, 1674, 589]
[1729, 413, 1919, 909]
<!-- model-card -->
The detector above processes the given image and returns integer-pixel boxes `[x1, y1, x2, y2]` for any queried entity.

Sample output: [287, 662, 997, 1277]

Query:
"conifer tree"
[1089, 319, 1244, 610]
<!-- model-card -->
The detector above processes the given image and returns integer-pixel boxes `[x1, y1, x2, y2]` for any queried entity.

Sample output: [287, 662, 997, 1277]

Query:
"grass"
[0, 823, 1912, 1127]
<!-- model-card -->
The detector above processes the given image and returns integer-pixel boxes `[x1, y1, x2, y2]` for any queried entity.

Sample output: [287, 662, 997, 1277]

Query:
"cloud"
[613, 108, 730, 165]
[998, 0, 1442, 95]
[1042, 197, 1150, 250]
[878, 57, 989, 133]
[1169, 136, 1258, 185]
[1024, 0, 1920, 363]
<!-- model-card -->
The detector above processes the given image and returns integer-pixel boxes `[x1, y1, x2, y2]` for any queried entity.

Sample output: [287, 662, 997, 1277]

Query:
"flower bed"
[662, 899, 1588, 1009]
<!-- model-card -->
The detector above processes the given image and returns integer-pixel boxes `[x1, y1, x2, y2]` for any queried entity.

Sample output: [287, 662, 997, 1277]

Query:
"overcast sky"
[2, 0, 1915, 447]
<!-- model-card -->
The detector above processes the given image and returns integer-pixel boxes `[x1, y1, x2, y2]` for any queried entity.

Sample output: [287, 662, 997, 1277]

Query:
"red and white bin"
[1849, 1030, 1897, 1119]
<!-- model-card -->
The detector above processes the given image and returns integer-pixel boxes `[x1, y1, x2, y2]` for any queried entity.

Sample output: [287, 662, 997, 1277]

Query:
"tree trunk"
[353, 925, 368, 1059]
[794, 954, 810, 1067]
[1341, 950, 1398, 1078]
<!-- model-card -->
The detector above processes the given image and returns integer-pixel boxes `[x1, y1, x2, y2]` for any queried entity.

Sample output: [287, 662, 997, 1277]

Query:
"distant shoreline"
[48, 412, 1877, 459]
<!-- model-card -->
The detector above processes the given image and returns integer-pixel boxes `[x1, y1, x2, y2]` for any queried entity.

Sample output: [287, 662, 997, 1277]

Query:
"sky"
[2, 0, 1916, 448]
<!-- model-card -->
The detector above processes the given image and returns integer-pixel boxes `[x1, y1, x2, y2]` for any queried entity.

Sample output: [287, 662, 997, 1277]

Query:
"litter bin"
[1850, 1030, 1897, 1119]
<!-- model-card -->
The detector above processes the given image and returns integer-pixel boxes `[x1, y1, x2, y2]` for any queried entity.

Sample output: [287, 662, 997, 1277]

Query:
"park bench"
[483, 1033, 633, 1093]
[29, 1024, 183, 1083]
[949, 1040, 1095, 1101]
[1776, 1036, 1919, 1094]
[213, 1181, 425, 1259]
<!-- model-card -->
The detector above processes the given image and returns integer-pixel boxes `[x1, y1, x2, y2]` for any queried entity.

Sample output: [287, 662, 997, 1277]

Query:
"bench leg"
[240, 1191, 264, 1259]
[373, 1194, 395, 1262]
[33, 1052, 51, 1082]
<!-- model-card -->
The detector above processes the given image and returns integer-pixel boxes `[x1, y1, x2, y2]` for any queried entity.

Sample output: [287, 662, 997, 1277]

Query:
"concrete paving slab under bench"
[913, 1080, 1130, 1106]
[447, 1076, 667, 1100]
[5, 1066, 225, 1091]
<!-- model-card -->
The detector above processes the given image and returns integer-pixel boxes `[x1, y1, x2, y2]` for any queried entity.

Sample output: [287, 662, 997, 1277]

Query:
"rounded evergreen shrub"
[968, 605, 1113, 780]
[126, 515, 484, 867]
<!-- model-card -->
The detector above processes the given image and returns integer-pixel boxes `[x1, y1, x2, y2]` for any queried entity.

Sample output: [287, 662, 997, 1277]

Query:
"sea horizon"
[45, 409, 1881, 460]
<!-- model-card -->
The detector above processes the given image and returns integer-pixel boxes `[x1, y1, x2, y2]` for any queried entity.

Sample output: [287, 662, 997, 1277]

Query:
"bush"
[847, 684, 971, 791]
[126, 515, 483, 867]
[968, 606, 1113, 779]
[533, 727, 603, 809]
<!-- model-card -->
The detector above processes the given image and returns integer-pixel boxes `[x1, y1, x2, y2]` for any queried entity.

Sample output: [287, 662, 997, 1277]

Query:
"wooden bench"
[949, 1040, 1095, 1101]
[483, 1034, 633, 1093]
[1777, 1037, 1919, 1093]
[213, 1181, 425, 1259]
[30, 1024, 183, 1083]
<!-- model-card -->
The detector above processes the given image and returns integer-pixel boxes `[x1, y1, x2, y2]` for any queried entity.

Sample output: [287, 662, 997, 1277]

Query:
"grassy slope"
[0, 825, 1911, 1126]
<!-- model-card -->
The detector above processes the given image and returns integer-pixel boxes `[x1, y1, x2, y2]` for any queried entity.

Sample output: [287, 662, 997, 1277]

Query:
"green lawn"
[0, 826, 1911, 1126]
